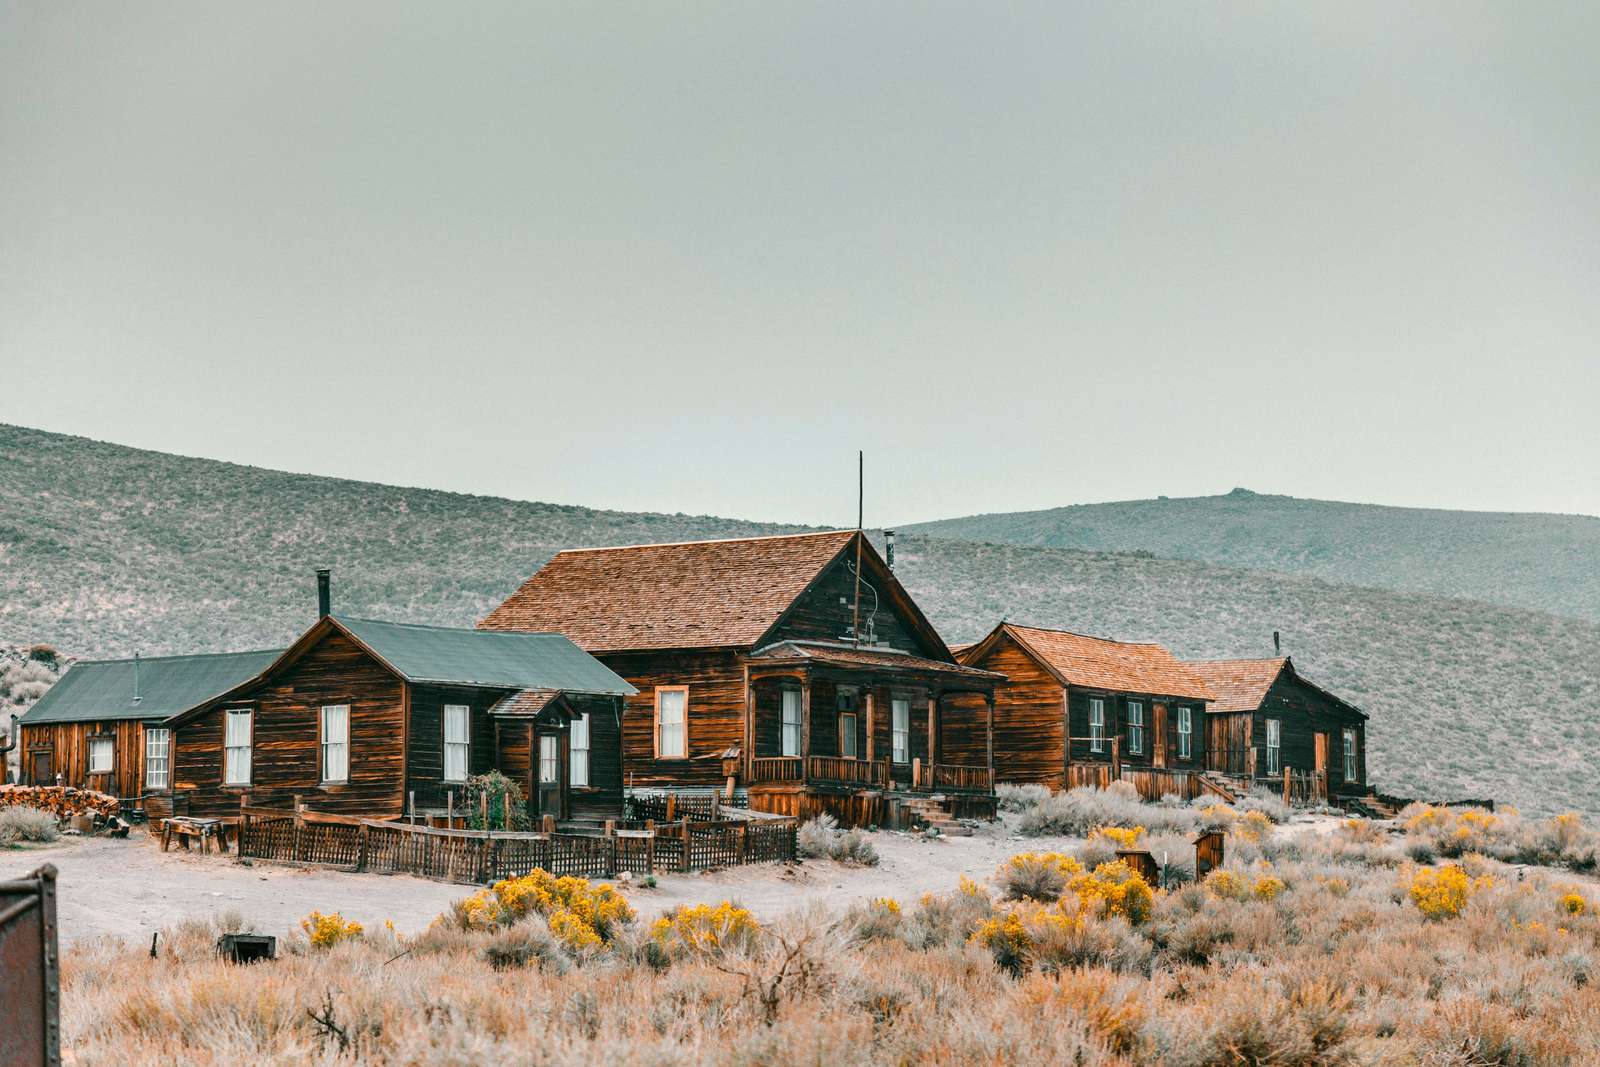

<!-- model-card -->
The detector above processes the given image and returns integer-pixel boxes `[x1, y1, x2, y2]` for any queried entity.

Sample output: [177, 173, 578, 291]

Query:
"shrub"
[0, 805, 59, 845]
[996, 782, 1050, 813]
[997, 852, 1083, 902]
[1204, 869, 1249, 902]
[651, 901, 760, 959]
[1560, 892, 1587, 917]
[301, 911, 363, 949]
[1069, 861, 1154, 925]
[451, 870, 635, 953]
[1091, 825, 1144, 849]
[482, 922, 567, 972]
[844, 897, 904, 942]
[1252, 874, 1287, 901]
[796, 814, 879, 866]
[1408, 864, 1493, 920]
[459, 770, 530, 831]
[1017, 785, 1197, 837]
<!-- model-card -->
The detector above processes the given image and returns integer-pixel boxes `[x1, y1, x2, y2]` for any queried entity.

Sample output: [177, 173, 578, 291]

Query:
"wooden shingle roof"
[479, 530, 861, 653]
[964, 623, 1214, 701]
[1184, 658, 1288, 713]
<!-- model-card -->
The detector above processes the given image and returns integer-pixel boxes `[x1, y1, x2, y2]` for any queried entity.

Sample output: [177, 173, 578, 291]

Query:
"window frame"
[839, 711, 859, 759]
[779, 687, 802, 758]
[443, 703, 471, 784]
[1176, 705, 1192, 760]
[319, 703, 350, 785]
[890, 696, 911, 765]
[1265, 717, 1281, 776]
[1126, 700, 1145, 755]
[87, 735, 114, 775]
[223, 708, 253, 786]
[1342, 727, 1358, 783]
[144, 726, 170, 790]
[569, 713, 590, 788]
[654, 686, 689, 760]
[538, 733, 560, 784]
[1088, 697, 1105, 753]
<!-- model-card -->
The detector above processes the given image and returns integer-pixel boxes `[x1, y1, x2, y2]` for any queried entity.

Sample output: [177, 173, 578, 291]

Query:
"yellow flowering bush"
[450, 869, 635, 952]
[870, 897, 901, 915]
[1560, 892, 1587, 916]
[1408, 864, 1494, 920]
[651, 901, 760, 958]
[970, 908, 1032, 973]
[1092, 826, 1145, 850]
[1204, 869, 1248, 901]
[302, 911, 363, 949]
[1252, 875, 1287, 901]
[998, 852, 1085, 901]
[1068, 860, 1154, 925]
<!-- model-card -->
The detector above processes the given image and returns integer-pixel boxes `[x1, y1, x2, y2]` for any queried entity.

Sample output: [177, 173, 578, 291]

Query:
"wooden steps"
[900, 795, 972, 836]
[1346, 793, 1399, 819]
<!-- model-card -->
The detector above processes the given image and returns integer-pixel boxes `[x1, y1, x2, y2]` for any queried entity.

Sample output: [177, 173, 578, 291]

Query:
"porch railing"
[911, 760, 993, 794]
[747, 756, 892, 789]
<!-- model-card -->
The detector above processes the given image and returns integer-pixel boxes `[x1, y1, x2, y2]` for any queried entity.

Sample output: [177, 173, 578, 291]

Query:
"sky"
[2, 2, 1597, 527]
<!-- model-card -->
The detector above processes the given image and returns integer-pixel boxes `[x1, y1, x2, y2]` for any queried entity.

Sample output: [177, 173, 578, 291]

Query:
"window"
[570, 714, 590, 787]
[1265, 718, 1281, 776]
[224, 709, 252, 785]
[1177, 706, 1192, 760]
[443, 704, 470, 782]
[891, 697, 910, 764]
[839, 712, 859, 758]
[1126, 701, 1145, 755]
[144, 727, 170, 789]
[88, 737, 113, 775]
[320, 704, 349, 783]
[1089, 698, 1105, 753]
[656, 687, 687, 759]
[539, 734, 559, 784]
[1343, 728, 1358, 782]
[780, 689, 802, 757]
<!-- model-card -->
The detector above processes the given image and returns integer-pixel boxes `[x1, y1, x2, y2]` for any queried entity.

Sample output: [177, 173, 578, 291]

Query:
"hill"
[3, 423, 1596, 815]
[901, 488, 1600, 623]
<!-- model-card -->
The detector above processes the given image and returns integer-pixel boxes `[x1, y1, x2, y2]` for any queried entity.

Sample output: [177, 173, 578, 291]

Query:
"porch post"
[864, 690, 875, 764]
[985, 693, 995, 783]
[743, 666, 754, 783]
[800, 678, 812, 765]
[926, 693, 937, 768]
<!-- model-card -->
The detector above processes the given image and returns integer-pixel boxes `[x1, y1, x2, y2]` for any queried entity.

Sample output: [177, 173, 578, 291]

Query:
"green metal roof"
[334, 616, 636, 697]
[18, 649, 283, 725]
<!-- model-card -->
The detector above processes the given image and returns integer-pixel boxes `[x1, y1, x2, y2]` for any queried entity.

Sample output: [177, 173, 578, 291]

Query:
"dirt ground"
[1, 815, 1345, 946]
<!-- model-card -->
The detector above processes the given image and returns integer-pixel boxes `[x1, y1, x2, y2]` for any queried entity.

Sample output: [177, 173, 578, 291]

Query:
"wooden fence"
[236, 803, 795, 885]
[1063, 761, 1214, 802]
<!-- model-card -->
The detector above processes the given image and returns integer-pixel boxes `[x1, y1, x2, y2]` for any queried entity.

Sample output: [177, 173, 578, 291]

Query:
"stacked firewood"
[0, 784, 120, 819]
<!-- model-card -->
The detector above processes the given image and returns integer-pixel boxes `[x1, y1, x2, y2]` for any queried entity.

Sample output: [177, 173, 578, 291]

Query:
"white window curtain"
[88, 737, 113, 774]
[443, 704, 470, 782]
[570, 714, 590, 787]
[839, 712, 859, 758]
[1127, 701, 1145, 755]
[657, 689, 687, 758]
[1089, 698, 1105, 752]
[1265, 718, 1281, 776]
[145, 727, 170, 789]
[780, 689, 802, 757]
[321, 704, 349, 783]
[224, 710, 252, 785]
[1343, 729, 1358, 782]
[539, 734, 559, 783]
[891, 697, 910, 764]
[1177, 706, 1192, 759]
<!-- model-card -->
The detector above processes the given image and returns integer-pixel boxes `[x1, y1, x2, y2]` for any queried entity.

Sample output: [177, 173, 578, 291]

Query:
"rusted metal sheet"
[0, 864, 61, 1067]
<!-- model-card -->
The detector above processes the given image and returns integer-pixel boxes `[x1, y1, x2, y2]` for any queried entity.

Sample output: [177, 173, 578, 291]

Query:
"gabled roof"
[1187, 656, 1367, 719]
[165, 616, 634, 727]
[961, 623, 1214, 702]
[20, 649, 283, 725]
[480, 530, 929, 654]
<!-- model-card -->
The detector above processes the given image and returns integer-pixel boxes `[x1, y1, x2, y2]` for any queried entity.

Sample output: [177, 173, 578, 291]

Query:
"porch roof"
[748, 640, 1003, 682]
[488, 689, 573, 719]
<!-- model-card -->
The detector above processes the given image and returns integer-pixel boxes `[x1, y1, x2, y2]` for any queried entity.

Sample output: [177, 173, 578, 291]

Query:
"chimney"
[132, 652, 141, 704]
[1272, 630, 1281, 654]
[884, 529, 896, 571]
[317, 569, 332, 618]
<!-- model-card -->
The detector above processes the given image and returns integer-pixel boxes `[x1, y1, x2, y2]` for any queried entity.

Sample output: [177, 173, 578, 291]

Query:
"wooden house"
[161, 614, 635, 823]
[479, 530, 1002, 825]
[957, 623, 1214, 798]
[1187, 657, 1367, 799]
[15, 650, 280, 806]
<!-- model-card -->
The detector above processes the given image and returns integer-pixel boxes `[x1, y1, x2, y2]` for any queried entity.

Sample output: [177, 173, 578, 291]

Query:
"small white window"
[88, 737, 113, 775]
[656, 687, 687, 759]
[1265, 718, 1281, 776]
[538, 734, 559, 784]
[1127, 701, 1145, 755]
[321, 704, 349, 783]
[443, 704, 470, 782]
[1343, 728, 1358, 783]
[780, 689, 802, 757]
[891, 697, 910, 764]
[224, 709, 253, 785]
[1089, 698, 1105, 753]
[570, 714, 590, 787]
[1176, 706, 1192, 760]
[144, 727, 170, 789]
[839, 712, 859, 758]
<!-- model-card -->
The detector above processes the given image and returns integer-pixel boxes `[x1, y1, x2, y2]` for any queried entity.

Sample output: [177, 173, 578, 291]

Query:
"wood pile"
[0, 784, 120, 819]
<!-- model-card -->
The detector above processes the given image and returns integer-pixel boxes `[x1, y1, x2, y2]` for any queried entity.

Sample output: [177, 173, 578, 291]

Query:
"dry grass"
[57, 813, 1600, 1066]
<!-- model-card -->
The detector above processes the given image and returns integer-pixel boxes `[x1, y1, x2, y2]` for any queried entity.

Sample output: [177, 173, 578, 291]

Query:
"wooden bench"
[160, 817, 234, 855]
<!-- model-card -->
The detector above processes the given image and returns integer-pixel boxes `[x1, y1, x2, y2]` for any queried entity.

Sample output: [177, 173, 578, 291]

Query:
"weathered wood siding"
[964, 634, 1065, 787]
[567, 694, 624, 819]
[495, 718, 534, 800]
[600, 648, 745, 789]
[407, 684, 505, 811]
[18, 719, 151, 801]
[764, 551, 942, 657]
[1252, 673, 1366, 790]
[1207, 712, 1253, 776]
[172, 630, 407, 818]
[1067, 689, 1206, 772]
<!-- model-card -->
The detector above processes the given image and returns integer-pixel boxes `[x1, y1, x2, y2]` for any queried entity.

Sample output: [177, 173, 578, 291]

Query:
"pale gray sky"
[3, 2, 1596, 526]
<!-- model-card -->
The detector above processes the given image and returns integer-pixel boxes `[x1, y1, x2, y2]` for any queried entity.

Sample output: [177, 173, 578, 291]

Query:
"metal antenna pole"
[852, 450, 863, 648]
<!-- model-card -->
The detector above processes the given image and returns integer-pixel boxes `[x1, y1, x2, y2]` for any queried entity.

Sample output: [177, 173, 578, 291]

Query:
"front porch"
[741, 640, 1001, 825]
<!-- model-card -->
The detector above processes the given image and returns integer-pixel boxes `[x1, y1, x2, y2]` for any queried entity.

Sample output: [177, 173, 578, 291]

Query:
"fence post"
[665, 794, 676, 821]
[238, 794, 249, 857]
[1282, 766, 1291, 805]
[542, 813, 556, 833]
[680, 818, 691, 873]
[446, 790, 454, 829]
[604, 820, 616, 877]
[356, 822, 369, 871]
[738, 822, 748, 864]
[408, 790, 415, 825]
[645, 819, 655, 875]
[911, 757, 921, 791]
[292, 794, 305, 862]
[710, 791, 721, 822]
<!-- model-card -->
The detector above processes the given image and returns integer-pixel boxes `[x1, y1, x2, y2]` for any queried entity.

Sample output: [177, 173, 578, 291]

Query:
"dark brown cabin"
[958, 623, 1213, 798]
[161, 615, 634, 823]
[1187, 657, 1367, 798]
[479, 530, 1001, 825]
[14, 650, 280, 807]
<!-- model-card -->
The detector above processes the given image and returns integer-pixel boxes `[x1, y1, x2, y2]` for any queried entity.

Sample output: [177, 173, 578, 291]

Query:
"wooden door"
[1152, 704, 1168, 768]
[1313, 732, 1329, 796]
[533, 731, 566, 821]
[29, 749, 52, 785]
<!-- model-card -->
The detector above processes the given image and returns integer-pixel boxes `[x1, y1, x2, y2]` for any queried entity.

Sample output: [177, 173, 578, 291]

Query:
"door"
[534, 731, 565, 821]
[28, 749, 52, 785]
[1152, 704, 1168, 768]
[1313, 732, 1329, 798]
